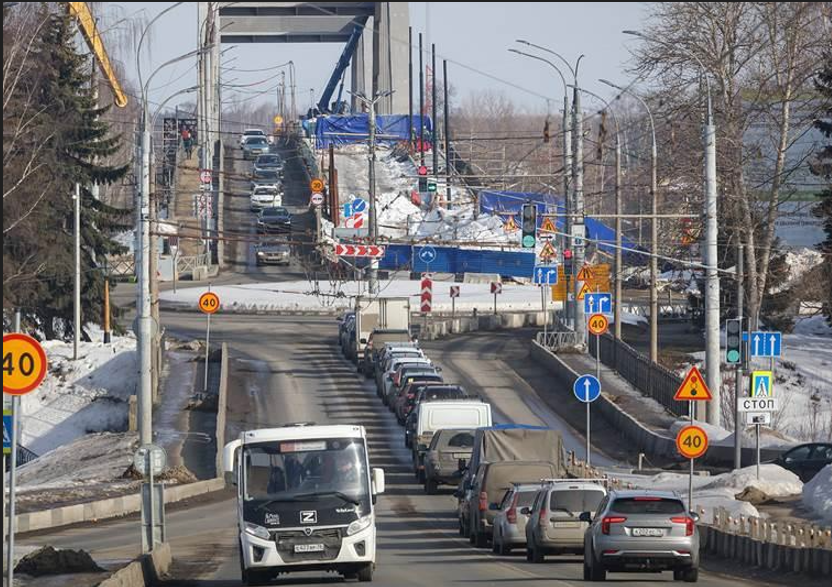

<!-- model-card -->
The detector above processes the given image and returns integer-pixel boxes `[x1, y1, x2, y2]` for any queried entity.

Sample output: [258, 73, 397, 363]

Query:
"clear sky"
[110, 2, 648, 115]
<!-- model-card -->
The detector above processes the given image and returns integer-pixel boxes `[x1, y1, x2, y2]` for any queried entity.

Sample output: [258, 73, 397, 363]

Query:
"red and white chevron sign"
[420, 275, 433, 313]
[334, 243, 385, 258]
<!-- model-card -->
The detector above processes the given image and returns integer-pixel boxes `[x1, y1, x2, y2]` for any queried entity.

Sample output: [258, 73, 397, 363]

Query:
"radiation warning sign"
[674, 365, 713, 401]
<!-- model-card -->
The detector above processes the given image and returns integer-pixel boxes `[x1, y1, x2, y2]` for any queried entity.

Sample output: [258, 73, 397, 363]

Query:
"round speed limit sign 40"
[676, 425, 709, 460]
[3, 333, 48, 395]
[587, 313, 609, 336]
[199, 291, 221, 315]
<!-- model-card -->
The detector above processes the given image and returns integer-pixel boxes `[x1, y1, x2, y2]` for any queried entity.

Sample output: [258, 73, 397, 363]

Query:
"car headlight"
[244, 522, 271, 541]
[347, 515, 373, 536]
[256, 251, 265, 257]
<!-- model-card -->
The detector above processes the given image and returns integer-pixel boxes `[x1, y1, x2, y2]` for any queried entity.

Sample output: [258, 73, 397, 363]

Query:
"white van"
[413, 401, 492, 481]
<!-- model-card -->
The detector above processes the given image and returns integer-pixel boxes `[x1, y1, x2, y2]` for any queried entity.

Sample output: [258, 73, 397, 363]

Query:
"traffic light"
[726, 318, 742, 364]
[563, 249, 573, 276]
[543, 119, 551, 143]
[521, 203, 537, 249]
[417, 165, 428, 193]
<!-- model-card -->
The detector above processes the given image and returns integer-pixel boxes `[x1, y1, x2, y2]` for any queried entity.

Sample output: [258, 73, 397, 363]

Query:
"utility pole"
[572, 83, 586, 346]
[74, 183, 81, 360]
[734, 242, 745, 469]
[138, 113, 153, 445]
[408, 27, 413, 152]
[704, 95, 721, 426]
[418, 33, 425, 166]
[563, 94, 573, 326]
[443, 59, 451, 210]
[368, 96, 378, 294]
[431, 43, 438, 185]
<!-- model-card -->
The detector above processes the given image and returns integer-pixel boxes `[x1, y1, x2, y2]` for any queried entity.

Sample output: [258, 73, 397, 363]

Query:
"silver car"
[583, 490, 700, 583]
[491, 483, 540, 555]
[524, 480, 606, 562]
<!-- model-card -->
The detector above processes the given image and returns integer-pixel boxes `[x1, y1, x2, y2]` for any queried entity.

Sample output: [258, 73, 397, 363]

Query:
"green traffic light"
[727, 350, 740, 363]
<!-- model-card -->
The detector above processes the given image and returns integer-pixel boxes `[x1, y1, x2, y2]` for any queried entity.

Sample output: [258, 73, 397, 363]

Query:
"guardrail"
[535, 330, 582, 351]
[177, 252, 211, 277]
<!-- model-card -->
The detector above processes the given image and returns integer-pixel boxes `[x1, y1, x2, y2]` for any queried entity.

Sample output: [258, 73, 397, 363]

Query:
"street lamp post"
[600, 79, 658, 368]
[622, 30, 721, 428]
[349, 89, 394, 294]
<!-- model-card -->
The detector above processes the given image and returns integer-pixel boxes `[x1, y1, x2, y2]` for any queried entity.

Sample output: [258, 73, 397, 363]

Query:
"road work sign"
[674, 365, 712, 401]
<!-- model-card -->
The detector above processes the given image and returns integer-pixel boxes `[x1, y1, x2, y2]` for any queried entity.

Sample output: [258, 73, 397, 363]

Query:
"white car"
[250, 186, 282, 211]
[239, 128, 269, 147]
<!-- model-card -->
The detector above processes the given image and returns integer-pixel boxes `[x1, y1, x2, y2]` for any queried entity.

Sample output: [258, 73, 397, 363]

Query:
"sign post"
[420, 274, 433, 334]
[4, 320, 48, 587]
[450, 285, 460, 320]
[491, 282, 502, 315]
[134, 444, 167, 551]
[573, 374, 601, 467]
[587, 314, 609, 381]
[750, 369, 774, 479]
[198, 289, 220, 392]
[674, 366, 712, 511]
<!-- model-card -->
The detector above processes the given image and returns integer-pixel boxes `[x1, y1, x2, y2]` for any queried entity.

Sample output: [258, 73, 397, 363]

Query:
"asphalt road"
[18, 311, 778, 587]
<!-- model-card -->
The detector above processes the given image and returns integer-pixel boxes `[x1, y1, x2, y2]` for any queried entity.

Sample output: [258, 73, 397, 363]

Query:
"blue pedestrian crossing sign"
[533, 266, 558, 285]
[574, 375, 601, 403]
[750, 331, 782, 358]
[583, 292, 612, 315]
[751, 371, 773, 398]
[3, 410, 11, 455]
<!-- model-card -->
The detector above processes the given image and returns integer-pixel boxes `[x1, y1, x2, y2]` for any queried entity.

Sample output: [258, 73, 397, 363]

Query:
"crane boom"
[67, 2, 128, 108]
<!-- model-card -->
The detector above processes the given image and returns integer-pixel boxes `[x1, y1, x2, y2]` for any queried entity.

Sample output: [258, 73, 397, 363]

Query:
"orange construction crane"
[66, 2, 128, 108]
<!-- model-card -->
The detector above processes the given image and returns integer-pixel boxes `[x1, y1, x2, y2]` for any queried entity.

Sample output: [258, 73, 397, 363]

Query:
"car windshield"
[611, 497, 685, 514]
[245, 130, 265, 136]
[243, 438, 369, 502]
[549, 489, 605, 513]
[263, 207, 288, 217]
[257, 155, 281, 165]
[254, 187, 278, 195]
[246, 137, 267, 145]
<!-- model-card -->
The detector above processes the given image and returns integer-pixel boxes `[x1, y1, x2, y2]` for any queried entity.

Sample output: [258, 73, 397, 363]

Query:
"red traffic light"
[563, 249, 573, 259]
[418, 165, 428, 176]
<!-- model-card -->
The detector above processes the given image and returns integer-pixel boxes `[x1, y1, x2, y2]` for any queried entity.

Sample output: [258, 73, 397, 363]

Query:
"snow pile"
[802, 464, 832, 523]
[668, 419, 794, 449]
[623, 465, 802, 524]
[783, 247, 824, 286]
[161, 279, 561, 313]
[19, 326, 137, 456]
[793, 314, 832, 337]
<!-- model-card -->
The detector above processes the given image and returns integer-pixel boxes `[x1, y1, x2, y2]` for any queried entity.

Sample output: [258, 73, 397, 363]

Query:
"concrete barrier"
[11, 478, 226, 534]
[97, 542, 171, 587]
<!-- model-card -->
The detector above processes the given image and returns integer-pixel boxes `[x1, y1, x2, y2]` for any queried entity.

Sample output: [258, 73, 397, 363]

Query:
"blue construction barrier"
[377, 244, 535, 278]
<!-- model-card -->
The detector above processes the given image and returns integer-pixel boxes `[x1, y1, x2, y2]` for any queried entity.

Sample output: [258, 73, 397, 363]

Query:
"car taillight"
[671, 516, 695, 536]
[601, 516, 627, 535]
[478, 492, 488, 512]
[506, 495, 518, 524]
[538, 507, 547, 525]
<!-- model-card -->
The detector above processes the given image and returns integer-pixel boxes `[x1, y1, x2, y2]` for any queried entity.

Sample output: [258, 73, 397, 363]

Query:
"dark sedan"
[774, 443, 832, 482]
[256, 207, 292, 234]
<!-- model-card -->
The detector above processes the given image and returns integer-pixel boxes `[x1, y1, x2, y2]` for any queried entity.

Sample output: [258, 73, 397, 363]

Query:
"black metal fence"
[588, 333, 685, 416]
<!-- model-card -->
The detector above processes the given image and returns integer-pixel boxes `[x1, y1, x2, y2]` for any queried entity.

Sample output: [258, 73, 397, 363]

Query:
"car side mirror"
[224, 470, 237, 487]
[689, 511, 700, 524]
[458, 459, 468, 472]
[489, 503, 501, 511]
[372, 468, 385, 503]
[360, 338, 367, 345]
[578, 511, 593, 523]
[520, 507, 531, 516]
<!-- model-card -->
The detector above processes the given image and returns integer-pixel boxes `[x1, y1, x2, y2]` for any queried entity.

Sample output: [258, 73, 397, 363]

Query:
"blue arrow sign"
[583, 292, 612, 315]
[533, 265, 559, 285]
[3, 410, 11, 455]
[351, 198, 367, 213]
[574, 375, 601, 403]
[750, 331, 781, 358]
[418, 246, 437, 264]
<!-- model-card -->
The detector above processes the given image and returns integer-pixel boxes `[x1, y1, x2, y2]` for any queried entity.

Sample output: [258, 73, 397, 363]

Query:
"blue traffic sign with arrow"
[3, 410, 11, 455]
[750, 331, 781, 358]
[418, 246, 437, 265]
[574, 375, 601, 403]
[533, 265, 558, 285]
[583, 292, 612, 315]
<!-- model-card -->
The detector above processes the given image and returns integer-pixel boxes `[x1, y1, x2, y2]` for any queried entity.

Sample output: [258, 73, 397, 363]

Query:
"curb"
[97, 542, 171, 587]
[8, 478, 225, 535]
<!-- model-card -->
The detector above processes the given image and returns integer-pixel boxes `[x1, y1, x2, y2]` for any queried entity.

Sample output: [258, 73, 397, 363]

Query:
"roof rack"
[538, 478, 612, 486]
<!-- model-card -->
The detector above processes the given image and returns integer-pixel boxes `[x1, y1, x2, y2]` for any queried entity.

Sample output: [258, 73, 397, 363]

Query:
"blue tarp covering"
[315, 114, 433, 148]
[478, 190, 645, 261]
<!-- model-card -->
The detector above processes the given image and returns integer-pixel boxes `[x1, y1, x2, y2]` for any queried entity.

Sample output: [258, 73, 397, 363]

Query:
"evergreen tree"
[3, 9, 129, 338]
[811, 52, 832, 323]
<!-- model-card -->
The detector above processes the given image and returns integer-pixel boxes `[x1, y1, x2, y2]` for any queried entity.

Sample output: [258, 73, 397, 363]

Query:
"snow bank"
[802, 464, 832, 523]
[793, 314, 832, 337]
[19, 326, 137, 456]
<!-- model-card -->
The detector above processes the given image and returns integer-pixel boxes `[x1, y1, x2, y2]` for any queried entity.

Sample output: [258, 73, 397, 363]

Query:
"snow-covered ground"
[619, 465, 803, 524]
[160, 278, 561, 313]
[802, 464, 832, 523]
[17, 326, 137, 457]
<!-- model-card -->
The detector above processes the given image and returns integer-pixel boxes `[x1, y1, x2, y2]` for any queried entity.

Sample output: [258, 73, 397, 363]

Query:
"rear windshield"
[611, 497, 685, 514]
[420, 388, 467, 401]
[549, 489, 605, 513]
[442, 431, 475, 449]
[484, 464, 555, 496]
[516, 490, 538, 508]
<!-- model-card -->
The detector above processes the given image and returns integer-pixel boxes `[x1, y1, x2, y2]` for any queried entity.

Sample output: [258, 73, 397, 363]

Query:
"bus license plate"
[294, 543, 325, 553]
[632, 528, 663, 537]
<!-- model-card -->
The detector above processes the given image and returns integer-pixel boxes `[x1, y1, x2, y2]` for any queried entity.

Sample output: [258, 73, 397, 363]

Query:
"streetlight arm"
[508, 48, 567, 97]
[569, 84, 619, 136]
[151, 86, 199, 131]
[516, 39, 576, 81]
[599, 78, 656, 147]
[137, 2, 186, 101]
[144, 48, 211, 111]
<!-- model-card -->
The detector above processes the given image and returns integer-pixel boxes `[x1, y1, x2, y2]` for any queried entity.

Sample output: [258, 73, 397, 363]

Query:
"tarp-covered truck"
[354, 297, 411, 372]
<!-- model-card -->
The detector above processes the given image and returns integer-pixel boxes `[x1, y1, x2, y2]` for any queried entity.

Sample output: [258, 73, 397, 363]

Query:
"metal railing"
[589, 333, 684, 416]
[536, 330, 582, 351]
[107, 255, 136, 278]
[177, 252, 211, 276]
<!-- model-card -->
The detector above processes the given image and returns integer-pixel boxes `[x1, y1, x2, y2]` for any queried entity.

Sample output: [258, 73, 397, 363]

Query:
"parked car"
[772, 443, 832, 482]
[582, 490, 700, 582]
[337, 312, 355, 349]
[385, 363, 436, 407]
[249, 185, 282, 211]
[256, 206, 292, 233]
[404, 385, 470, 448]
[239, 128, 268, 147]
[462, 460, 561, 548]
[424, 429, 476, 495]
[242, 135, 270, 159]
[375, 347, 424, 393]
[254, 241, 290, 266]
[491, 483, 542, 555]
[524, 480, 607, 562]
[378, 356, 430, 402]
